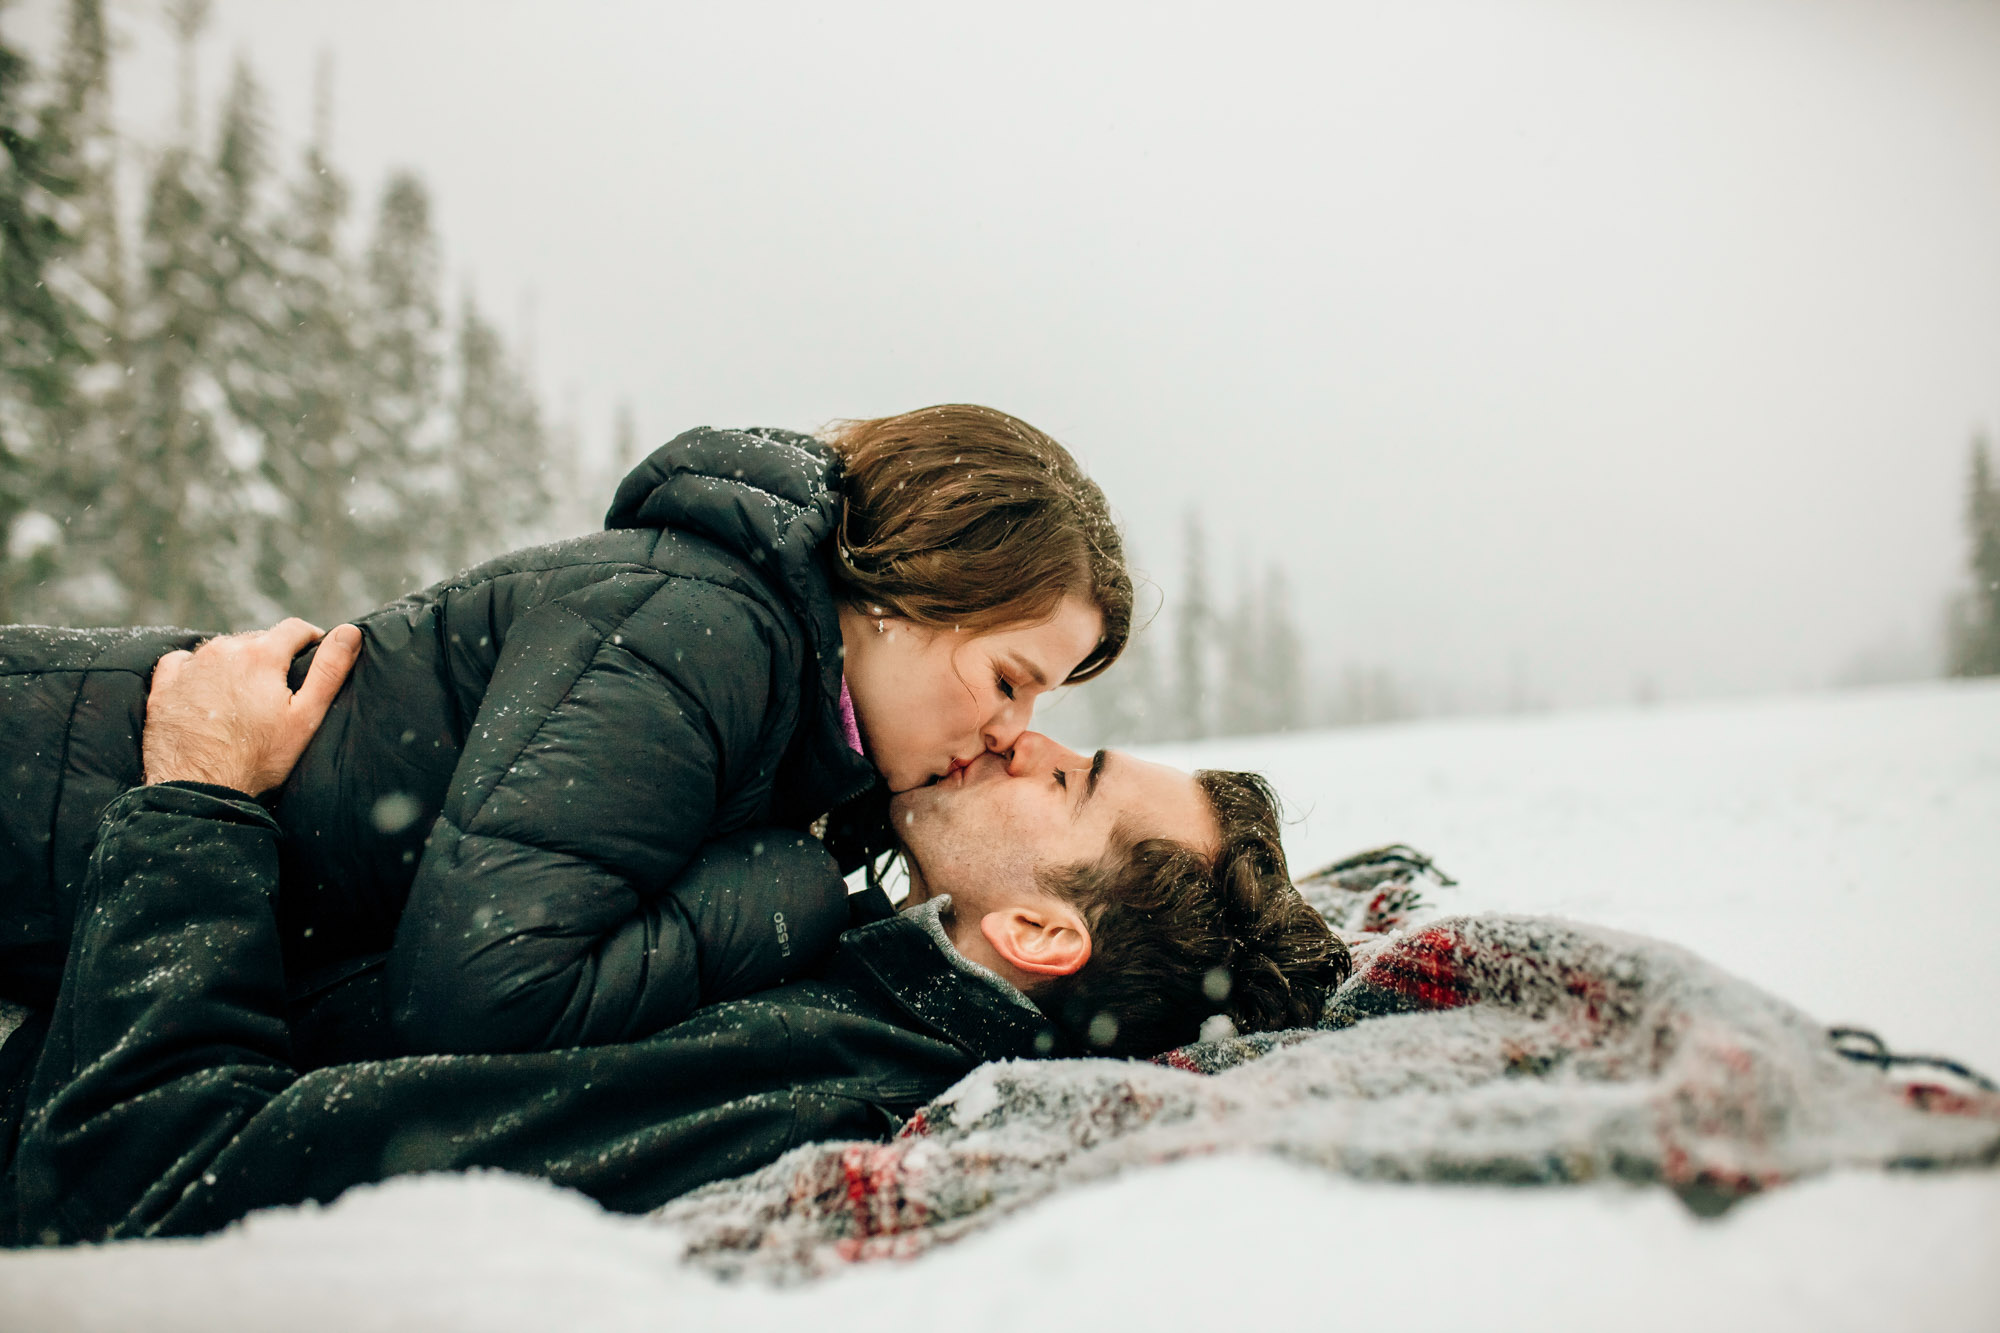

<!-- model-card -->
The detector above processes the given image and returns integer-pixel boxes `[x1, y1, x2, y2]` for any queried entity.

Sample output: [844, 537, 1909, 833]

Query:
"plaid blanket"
[653, 849, 2000, 1280]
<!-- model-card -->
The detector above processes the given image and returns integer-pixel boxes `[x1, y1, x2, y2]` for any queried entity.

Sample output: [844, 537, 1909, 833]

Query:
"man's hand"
[143, 618, 363, 796]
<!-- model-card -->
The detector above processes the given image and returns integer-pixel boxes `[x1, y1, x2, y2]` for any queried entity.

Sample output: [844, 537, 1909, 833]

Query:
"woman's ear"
[980, 901, 1091, 978]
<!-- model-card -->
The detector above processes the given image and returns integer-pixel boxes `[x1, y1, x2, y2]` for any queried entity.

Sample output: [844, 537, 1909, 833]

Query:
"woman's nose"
[981, 695, 1031, 756]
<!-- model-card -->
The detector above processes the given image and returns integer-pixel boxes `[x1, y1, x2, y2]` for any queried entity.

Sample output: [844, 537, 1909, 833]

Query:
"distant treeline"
[1947, 433, 2000, 678]
[1079, 428, 2000, 746]
[0, 0, 570, 631]
[1066, 511, 1313, 746]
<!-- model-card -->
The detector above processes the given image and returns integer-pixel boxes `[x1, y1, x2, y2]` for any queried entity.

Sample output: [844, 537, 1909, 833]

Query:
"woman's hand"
[143, 618, 363, 796]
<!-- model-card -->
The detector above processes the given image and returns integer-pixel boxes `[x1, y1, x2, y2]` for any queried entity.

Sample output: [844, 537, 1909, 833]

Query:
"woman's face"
[840, 596, 1105, 794]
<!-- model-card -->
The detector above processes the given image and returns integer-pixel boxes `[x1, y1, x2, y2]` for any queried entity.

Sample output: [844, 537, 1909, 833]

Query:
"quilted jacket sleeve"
[12, 783, 879, 1246]
[16, 782, 299, 1244]
[385, 572, 839, 1055]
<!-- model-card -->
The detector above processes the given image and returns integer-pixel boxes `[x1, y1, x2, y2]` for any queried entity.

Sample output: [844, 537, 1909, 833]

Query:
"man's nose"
[1002, 731, 1085, 777]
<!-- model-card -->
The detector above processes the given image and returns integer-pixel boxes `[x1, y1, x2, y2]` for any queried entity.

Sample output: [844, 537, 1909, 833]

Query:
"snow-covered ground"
[4, 680, 1997, 1332]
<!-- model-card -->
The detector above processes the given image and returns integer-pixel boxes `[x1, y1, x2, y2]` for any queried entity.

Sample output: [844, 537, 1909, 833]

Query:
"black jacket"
[3, 783, 1057, 1246]
[0, 427, 888, 1052]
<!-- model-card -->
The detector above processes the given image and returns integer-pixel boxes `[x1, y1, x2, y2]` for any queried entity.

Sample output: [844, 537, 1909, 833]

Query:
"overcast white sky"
[9, 0, 1998, 713]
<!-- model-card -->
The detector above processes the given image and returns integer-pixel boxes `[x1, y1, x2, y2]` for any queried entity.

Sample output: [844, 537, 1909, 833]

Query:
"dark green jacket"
[3, 783, 1058, 1247]
[0, 427, 889, 1053]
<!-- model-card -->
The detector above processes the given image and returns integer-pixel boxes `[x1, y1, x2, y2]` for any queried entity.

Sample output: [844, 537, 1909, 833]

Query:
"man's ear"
[979, 900, 1091, 978]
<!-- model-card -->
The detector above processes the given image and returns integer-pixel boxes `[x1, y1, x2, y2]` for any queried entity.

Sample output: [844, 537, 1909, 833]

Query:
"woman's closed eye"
[1053, 768, 1067, 790]
[995, 671, 1017, 701]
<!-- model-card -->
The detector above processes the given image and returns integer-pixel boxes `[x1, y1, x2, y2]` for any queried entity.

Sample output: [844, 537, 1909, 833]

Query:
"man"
[0, 624, 1344, 1247]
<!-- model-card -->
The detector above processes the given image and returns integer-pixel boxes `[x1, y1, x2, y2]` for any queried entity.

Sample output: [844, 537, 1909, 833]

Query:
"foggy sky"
[12, 0, 2000, 715]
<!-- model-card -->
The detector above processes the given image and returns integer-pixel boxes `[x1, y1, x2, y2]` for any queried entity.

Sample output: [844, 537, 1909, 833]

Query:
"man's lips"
[959, 753, 1011, 784]
[892, 758, 968, 797]
[921, 755, 991, 789]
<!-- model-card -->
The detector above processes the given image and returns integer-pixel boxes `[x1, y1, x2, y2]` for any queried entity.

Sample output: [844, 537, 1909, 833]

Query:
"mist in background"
[4, 0, 1997, 741]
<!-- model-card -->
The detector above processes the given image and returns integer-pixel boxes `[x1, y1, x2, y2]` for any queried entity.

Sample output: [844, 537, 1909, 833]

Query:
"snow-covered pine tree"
[30, 0, 132, 623]
[0, 18, 83, 620]
[612, 399, 639, 477]
[1172, 509, 1213, 739]
[544, 398, 597, 536]
[1218, 558, 1262, 737]
[350, 169, 443, 599]
[118, 0, 242, 627]
[1087, 618, 1165, 745]
[1075, 552, 1164, 745]
[1207, 556, 1308, 738]
[1947, 432, 2000, 677]
[252, 60, 368, 626]
[441, 289, 552, 574]
[547, 396, 643, 534]
[485, 314, 555, 548]
[1259, 564, 1306, 733]
[200, 58, 301, 625]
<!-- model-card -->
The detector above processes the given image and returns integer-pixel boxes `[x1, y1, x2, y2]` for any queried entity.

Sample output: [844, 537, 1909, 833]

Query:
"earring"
[876, 619, 886, 635]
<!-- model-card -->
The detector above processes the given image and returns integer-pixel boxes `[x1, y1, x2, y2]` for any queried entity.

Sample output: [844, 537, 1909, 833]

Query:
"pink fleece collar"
[837, 677, 864, 755]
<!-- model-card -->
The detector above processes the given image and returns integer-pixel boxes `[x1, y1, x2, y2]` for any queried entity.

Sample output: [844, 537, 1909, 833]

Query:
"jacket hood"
[605, 427, 877, 825]
[605, 426, 847, 701]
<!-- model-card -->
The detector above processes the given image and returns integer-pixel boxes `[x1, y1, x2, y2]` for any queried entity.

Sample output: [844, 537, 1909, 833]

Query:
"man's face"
[890, 732, 1220, 918]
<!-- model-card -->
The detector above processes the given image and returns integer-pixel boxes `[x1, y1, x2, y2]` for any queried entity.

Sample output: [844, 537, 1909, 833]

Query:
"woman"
[0, 404, 1132, 1057]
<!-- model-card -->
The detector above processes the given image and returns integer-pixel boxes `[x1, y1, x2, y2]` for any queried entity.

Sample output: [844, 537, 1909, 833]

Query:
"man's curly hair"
[1031, 770, 1350, 1057]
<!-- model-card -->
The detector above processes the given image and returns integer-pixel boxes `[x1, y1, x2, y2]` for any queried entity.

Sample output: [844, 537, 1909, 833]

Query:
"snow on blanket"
[654, 850, 2000, 1280]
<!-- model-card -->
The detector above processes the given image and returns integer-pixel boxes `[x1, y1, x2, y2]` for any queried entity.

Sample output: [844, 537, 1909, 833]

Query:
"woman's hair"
[821, 404, 1132, 683]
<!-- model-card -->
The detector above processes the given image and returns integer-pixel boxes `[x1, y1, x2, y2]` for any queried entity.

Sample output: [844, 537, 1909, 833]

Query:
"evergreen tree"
[206, 62, 280, 407]
[118, 0, 241, 626]
[1217, 559, 1262, 737]
[1947, 432, 2000, 677]
[612, 399, 639, 477]
[31, 0, 130, 622]
[1078, 563, 1165, 746]
[1332, 665, 1409, 727]
[1259, 564, 1306, 732]
[1209, 559, 1308, 738]
[202, 58, 296, 619]
[552, 403, 598, 534]
[252, 63, 367, 625]
[42, 0, 120, 344]
[1173, 509, 1213, 740]
[349, 169, 442, 598]
[0, 21, 84, 620]
[2, 1, 558, 626]
[441, 290, 550, 573]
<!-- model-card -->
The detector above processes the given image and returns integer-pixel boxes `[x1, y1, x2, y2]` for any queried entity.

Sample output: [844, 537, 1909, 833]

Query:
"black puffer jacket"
[0, 428, 886, 1052]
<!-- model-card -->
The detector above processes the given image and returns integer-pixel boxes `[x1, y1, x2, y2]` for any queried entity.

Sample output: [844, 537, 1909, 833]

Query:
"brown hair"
[1033, 771, 1350, 1057]
[821, 404, 1131, 683]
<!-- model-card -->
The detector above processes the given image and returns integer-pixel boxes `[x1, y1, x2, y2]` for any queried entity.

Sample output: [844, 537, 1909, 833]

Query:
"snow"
[1178, 678, 2000, 1080]
[4, 680, 1997, 1331]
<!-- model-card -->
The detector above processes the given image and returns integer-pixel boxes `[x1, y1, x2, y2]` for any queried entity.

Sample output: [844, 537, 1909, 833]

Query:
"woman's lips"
[921, 759, 970, 789]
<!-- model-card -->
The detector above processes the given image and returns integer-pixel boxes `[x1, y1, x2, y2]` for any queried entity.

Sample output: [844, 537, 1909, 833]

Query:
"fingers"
[292, 624, 361, 722]
[261, 616, 327, 661]
[149, 648, 191, 702]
